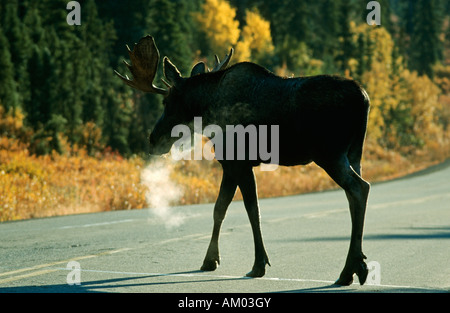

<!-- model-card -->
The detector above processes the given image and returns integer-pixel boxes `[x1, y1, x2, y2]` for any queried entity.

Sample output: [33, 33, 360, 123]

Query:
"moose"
[115, 36, 371, 285]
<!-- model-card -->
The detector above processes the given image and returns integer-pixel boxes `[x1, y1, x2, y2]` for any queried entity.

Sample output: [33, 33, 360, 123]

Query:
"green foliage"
[409, 0, 443, 77]
[0, 29, 19, 111]
[0, 0, 448, 158]
[0, 0, 449, 222]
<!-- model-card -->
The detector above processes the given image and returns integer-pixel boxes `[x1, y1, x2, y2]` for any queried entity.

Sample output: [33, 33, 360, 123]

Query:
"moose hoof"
[356, 261, 369, 285]
[245, 263, 268, 278]
[334, 275, 354, 286]
[245, 267, 265, 278]
[335, 260, 368, 286]
[246, 256, 270, 278]
[200, 259, 219, 272]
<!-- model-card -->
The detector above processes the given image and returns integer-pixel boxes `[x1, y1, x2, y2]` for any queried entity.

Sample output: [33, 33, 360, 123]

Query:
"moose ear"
[163, 57, 182, 86]
[190, 62, 206, 77]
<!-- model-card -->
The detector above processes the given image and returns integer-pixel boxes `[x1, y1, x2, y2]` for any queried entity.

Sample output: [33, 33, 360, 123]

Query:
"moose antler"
[114, 35, 168, 95]
[210, 48, 234, 72]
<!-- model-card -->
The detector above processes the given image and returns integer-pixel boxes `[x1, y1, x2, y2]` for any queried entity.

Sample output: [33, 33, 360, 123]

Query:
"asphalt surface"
[0, 160, 449, 294]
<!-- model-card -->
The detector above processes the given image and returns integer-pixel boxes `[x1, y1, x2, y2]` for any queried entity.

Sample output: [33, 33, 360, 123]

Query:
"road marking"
[58, 219, 135, 229]
[48, 267, 445, 292]
[303, 208, 347, 219]
[0, 255, 97, 278]
[266, 192, 450, 223]
[369, 192, 450, 210]
[0, 248, 132, 284]
[0, 269, 59, 285]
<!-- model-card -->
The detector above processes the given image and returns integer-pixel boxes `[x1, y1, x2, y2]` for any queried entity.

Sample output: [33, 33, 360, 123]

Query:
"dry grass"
[0, 137, 147, 221]
[1, 134, 449, 222]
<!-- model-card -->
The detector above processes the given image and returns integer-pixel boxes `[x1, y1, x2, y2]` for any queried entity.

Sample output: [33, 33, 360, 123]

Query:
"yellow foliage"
[195, 1, 274, 64]
[401, 70, 443, 146]
[350, 22, 448, 158]
[2, 130, 449, 222]
[78, 121, 105, 156]
[362, 61, 390, 141]
[434, 65, 450, 93]
[352, 23, 394, 68]
[195, 0, 240, 53]
[352, 25, 394, 141]
[234, 40, 251, 62]
[2, 17, 450, 223]
[242, 10, 273, 52]
[237, 9, 274, 62]
[170, 159, 221, 204]
[0, 140, 148, 221]
[0, 105, 26, 139]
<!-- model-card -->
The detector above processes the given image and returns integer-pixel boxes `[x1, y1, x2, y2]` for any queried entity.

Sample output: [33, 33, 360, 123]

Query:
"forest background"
[0, 0, 449, 221]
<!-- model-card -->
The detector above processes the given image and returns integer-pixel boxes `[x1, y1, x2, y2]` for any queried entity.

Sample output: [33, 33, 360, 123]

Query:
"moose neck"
[183, 71, 225, 121]
[183, 62, 288, 127]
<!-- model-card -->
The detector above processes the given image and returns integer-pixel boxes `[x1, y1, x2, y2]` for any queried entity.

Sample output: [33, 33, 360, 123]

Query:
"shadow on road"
[0, 270, 249, 293]
[287, 226, 450, 242]
[277, 285, 449, 293]
[2, 279, 447, 293]
[1, 268, 448, 293]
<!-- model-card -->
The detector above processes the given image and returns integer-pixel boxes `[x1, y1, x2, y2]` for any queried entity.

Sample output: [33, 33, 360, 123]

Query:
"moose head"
[114, 35, 233, 155]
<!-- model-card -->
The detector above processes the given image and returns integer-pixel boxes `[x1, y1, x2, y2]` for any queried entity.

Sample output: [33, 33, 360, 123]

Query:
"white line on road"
[0, 248, 132, 284]
[49, 267, 445, 292]
[58, 219, 135, 229]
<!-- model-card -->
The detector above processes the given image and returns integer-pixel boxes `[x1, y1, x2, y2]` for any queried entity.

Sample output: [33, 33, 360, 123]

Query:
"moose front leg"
[201, 169, 237, 272]
[238, 166, 271, 278]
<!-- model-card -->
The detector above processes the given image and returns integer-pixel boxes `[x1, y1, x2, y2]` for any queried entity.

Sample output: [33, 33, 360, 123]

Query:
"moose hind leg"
[318, 156, 370, 286]
[201, 170, 237, 272]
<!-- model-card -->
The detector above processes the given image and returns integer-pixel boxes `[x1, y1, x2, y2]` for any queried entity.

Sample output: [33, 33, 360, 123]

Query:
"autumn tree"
[354, 22, 444, 152]
[195, 0, 240, 58]
[351, 23, 414, 149]
[0, 0, 447, 159]
[235, 9, 274, 64]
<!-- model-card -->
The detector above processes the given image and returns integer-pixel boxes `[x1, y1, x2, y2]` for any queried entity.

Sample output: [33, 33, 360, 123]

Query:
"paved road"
[0, 161, 449, 294]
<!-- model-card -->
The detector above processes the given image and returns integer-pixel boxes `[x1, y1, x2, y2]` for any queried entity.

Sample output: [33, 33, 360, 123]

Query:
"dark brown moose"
[115, 36, 371, 285]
